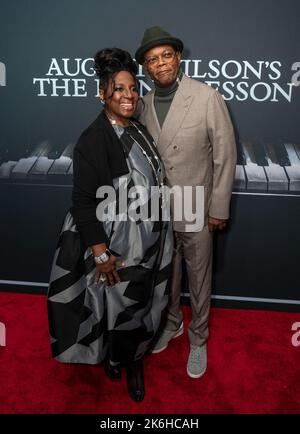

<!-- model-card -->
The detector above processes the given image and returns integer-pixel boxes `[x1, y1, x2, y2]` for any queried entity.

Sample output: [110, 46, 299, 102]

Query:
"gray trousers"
[166, 227, 213, 346]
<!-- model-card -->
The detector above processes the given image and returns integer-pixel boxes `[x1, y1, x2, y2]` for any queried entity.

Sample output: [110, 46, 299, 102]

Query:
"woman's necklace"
[126, 122, 165, 213]
[129, 121, 160, 162]
[127, 121, 164, 189]
[106, 112, 164, 188]
[105, 112, 129, 138]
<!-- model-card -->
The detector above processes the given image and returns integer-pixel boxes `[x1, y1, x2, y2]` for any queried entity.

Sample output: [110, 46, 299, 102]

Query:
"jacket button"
[169, 166, 174, 170]
[173, 145, 178, 150]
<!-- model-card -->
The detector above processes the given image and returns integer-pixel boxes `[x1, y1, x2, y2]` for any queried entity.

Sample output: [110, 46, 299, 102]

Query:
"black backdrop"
[0, 0, 300, 311]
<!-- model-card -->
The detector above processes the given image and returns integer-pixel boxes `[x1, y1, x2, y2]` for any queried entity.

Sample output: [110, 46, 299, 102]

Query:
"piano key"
[28, 156, 55, 179]
[47, 143, 73, 175]
[0, 161, 18, 178]
[294, 144, 300, 160]
[10, 141, 52, 179]
[272, 143, 291, 167]
[67, 162, 73, 175]
[284, 143, 300, 191]
[234, 165, 246, 190]
[263, 143, 289, 191]
[236, 141, 246, 165]
[60, 142, 74, 158]
[241, 142, 268, 191]
[11, 156, 39, 178]
[252, 142, 268, 167]
[47, 156, 72, 174]
[30, 141, 52, 158]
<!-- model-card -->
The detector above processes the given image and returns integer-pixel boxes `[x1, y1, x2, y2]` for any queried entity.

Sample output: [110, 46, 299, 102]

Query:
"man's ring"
[100, 275, 106, 282]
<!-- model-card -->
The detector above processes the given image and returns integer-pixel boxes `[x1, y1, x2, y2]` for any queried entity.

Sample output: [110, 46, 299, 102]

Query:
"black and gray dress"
[47, 116, 173, 365]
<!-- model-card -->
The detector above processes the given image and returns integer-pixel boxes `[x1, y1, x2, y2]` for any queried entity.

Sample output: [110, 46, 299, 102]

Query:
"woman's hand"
[95, 255, 125, 286]
[208, 216, 228, 232]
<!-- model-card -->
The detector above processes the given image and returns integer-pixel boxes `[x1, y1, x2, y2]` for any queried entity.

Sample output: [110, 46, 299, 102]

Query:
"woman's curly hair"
[94, 47, 138, 93]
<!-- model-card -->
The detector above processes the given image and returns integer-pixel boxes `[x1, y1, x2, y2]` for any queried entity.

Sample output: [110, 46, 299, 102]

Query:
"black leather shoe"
[104, 361, 122, 380]
[126, 359, 145, 402]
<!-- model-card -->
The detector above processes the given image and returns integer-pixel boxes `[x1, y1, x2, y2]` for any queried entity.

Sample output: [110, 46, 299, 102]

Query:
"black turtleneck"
[154, 71, 183, 128]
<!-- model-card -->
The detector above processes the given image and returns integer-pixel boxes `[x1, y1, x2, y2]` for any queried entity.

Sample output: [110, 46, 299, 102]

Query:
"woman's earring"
[99, 90, 105, 105]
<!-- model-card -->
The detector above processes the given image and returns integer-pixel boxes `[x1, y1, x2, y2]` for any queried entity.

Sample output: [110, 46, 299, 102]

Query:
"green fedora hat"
[135, 26, 183, 65]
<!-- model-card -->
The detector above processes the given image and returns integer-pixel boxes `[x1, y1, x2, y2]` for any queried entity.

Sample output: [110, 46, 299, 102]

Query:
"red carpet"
[0, 292, 300, 414]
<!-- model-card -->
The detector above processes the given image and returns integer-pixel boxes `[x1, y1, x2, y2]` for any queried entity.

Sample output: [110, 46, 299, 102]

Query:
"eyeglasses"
[144, 50, 177, 67]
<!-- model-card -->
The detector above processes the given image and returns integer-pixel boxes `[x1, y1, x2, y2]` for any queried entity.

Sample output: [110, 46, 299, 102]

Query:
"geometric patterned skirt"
[47, 211, 173, 365]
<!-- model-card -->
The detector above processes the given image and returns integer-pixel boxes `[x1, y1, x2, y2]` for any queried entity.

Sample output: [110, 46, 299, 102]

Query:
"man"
[135, 26, 236, 378]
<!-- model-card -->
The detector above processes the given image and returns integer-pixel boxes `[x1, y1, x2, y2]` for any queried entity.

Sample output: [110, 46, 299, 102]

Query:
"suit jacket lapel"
[147, 92, 161, 144]
[157, 75, 193, 156]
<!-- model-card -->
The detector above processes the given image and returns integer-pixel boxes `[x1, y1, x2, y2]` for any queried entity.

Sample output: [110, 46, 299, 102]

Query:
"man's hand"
[208, 216, 228, 232]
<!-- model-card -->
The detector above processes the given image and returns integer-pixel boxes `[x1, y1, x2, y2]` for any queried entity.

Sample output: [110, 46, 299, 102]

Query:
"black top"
[71, 111, 157, 248]
[71, 111, 131, 248]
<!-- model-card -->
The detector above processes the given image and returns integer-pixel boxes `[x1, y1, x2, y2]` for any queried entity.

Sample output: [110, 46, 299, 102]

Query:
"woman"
[47, 48, 173, 402]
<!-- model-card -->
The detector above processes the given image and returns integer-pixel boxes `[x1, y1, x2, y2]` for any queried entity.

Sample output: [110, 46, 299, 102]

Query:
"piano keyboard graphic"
[0, 142, 73, 185]
[1, 141, 300, 192]
[234, 142, 300, 192]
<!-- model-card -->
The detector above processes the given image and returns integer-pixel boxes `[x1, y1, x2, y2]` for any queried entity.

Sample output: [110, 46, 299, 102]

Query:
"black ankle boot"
[126, 359, 145, 402]
[104, 360, 122, 380]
